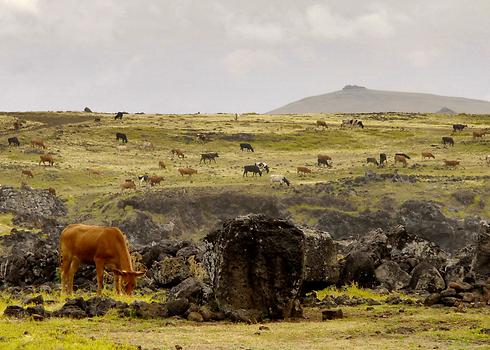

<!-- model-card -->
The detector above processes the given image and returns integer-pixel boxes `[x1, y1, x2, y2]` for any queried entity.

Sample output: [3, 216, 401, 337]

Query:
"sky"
[0, 0, 489, 113]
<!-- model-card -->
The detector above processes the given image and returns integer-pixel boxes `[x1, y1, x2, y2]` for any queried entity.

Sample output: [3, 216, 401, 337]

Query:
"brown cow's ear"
[113, 268, 128, 276]
[132, 271, 146, 277]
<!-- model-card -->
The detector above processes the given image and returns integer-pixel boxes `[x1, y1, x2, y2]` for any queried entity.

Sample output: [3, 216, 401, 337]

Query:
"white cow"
[270, 174, 290, 187]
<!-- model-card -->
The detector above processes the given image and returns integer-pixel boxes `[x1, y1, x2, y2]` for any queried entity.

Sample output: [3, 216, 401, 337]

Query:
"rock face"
[471, 221, 490, 281]
[203, 214, 305, 320]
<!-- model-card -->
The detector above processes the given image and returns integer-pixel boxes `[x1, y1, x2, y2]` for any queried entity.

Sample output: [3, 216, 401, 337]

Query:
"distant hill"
[268, 85, 490, 114]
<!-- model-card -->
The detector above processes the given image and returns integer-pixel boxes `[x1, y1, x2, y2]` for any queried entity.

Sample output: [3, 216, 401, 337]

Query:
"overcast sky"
[1, 0, 489, 113]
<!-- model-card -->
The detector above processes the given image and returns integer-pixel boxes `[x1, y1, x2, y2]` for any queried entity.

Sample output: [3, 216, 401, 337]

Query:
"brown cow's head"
[113, 269, 145, 295]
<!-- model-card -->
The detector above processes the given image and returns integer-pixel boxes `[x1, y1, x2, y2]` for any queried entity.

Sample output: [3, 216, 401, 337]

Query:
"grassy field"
[1, 111, 489, 226]
[0, 288, 489, 350]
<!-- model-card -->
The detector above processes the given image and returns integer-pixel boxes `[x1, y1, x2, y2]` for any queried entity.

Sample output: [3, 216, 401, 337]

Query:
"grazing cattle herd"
[3, 115, 489, 195]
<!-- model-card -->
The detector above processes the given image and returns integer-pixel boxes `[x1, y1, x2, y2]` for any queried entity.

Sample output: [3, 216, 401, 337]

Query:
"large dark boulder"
[150, 257, 191, 288]
[303, 228, 339, 290]
[471, 221, 490, 281]
[339, 251, 377, 288]
[409, 262, 446, 293]
[203, 214, 305, 320]
[375, 260, 410, 291]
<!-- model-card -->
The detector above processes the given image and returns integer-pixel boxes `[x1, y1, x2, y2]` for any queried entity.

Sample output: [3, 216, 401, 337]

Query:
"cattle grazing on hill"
[297, 166, 312, 175]
[196, 133, 208, 143]
[341, 119, 364, 128]
[318, 154, 332, 167]
[316, 120, 328, 129]
[379, 153, 387, 166]
[452, 124, 467, 132]
[114, 112, 124, 120]
[255, 162, 270, 173]
[473, 130, 487, 138]
[120, 180, 136, 190]
[116, 132, 128, 143]
[367, 157, 379, 166]
[443, 159, 460, 167]
[178, 167, 197, 176]
[171, 149, 185, 158]
[138, 175, 149, 185]
[240, 143, 254, 152]
[8, 137, 20, 147]
[243, 164, 262, 177]
[21, 170, 34, 178]
[200, 152, 219, 163]
[442, 136, 454, 147]
[148, 176, 164, 186]
[270, 175, 290, 187]
[59, 224, 145, 295]
[31, 139, 46, 149]
[39, 154, 55, 166]
[422, 151, 435, 159]
[158, 160, 166, 169]
[394, 153, 410, 167]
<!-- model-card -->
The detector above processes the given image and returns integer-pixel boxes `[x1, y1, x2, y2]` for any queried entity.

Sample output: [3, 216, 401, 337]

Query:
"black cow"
[200, 152, 219, 163]
[452, 124, 467, 132]
[442, 136, 454, 147]
[114, 112, 124, 120]
[8, 137, 20, 147]
[367, 157, 378, 166]
[379, 153, 387, 166]
[240, 143, 254, 152]
[243, 165, 262, 177]
[116, 132, 128, 143]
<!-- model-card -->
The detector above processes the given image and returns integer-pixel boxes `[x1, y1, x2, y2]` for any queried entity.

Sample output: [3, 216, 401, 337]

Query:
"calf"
[240, 143, 254, 152]
[318, 154, 332, 167]
[138, 175, 149, 185]
[59, 224, 145, 295]
[158, 160, 166, 169]
[39, 154, 55, 166]
[297, 166, 312, 175]
[394, 153, 409, 167]
[473, 130, 486, 138]
[442, 136, 454, 147]
[8, 137, 20, 147]
[148, 176, 164, 186]
[452, 124, 467, 132]
[270, 175, 290, 187]
[316, 120, 328, 129]
[21, 170, 34, 178]
[443, 159, 460, 167]
[178, 167, 197, 176]
[121, 180, 136, 190]
[200, 152, 219, 163]
[422, 151, 435, 159]
[255, 162, 270, 173]
[116, 132, 128, 143]
[171, 149, 185, 158]
[243, 165, 262, 177]
[366, 157, 379, 166]
[31, 139, 46, 149]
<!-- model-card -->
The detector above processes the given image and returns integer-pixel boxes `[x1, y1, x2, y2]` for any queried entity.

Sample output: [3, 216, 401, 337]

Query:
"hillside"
[269, 85, 490, 114]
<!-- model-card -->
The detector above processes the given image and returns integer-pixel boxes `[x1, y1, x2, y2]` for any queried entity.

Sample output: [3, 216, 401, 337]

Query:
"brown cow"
[39, 154, 55, 166]
[297, 166, 312, 175]
[148, 176, 164, 186]
[158, 160, 166, 169]
[443, 159, 460, 167]
[178, 167, 197, 176]
[473, 130, 487, 138]
[394, 154, 409, 167]
[120, 180, 136, 190]
[31, 139, 46, 149]
[318, 154, 332, 167]
[316, 120, 328, 129]
[47, 187, 56, 196]
[21, 170, 34, 178]
[421, 151, 435, 159]
[171, 149, 185, 158]
[59, 224, 145, 295]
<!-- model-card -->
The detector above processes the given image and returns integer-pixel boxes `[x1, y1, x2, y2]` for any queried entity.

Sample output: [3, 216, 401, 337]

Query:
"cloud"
[229, 22, 284, 43]
[305, 3, 397, 40]
[0, 0, 39, 14]
[223, 49, 283, 76]
[407, 49, 440, 68]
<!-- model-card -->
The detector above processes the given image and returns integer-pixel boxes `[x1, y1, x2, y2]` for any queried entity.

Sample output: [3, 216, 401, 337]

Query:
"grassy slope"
[1, 111, 489, 229]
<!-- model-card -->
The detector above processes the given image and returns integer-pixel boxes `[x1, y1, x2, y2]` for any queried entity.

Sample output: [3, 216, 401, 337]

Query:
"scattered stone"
[448, 281, 473, 292]
[3, 305, 27, 318]
[187, 311, 204, 322]
[410, 262, 446, 292]
[151, 257, 191, 288]
[259, 325, 270, 331]
[322, 309, 343, 320]
[440, 288, 457, 297]
[83, 107, 93, 113]
[23, 295, 44, 305]
[424, 293, 441, 306]
[375, 261, 411, 290]
[129, 301, 167, 319]
[166, 298, 190, 317]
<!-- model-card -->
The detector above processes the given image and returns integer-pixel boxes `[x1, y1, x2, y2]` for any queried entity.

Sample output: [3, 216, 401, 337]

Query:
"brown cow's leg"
[114, 274, 121, 295]
[67, 258, 80, 295]
[95, 258, 105, 296]
[61, 255, 72, 295]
